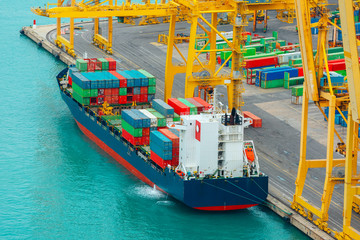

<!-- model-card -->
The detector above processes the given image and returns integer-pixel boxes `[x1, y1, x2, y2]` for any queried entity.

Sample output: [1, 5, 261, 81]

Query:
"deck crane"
[292, 0, 360, 239]
[31, 0, 296, 111]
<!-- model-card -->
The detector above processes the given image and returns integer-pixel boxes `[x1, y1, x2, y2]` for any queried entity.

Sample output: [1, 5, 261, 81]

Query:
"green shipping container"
[90, 89, 98, 97]
[173, 113, 180, 122]
[178, 98, 198, 115]
[148, 86, 156, 94]
[335, 70, 347, 77]
[72, 82, 91, 97]
[102, 115, 122, 121]
[244, 52, 276, 60]
[121, 119, 142, 137]
[284, 77, 304, 89]
[292, 86, 303, 96]
[261, 79, 284, 89]
[243, 47, 256, 56]
[146, 108, 166, 127]
[72, 91, 90, 105]
[119, 88, 127, 96]
[220, 51, 232, 60]
[76, 59, 87, 72]
[98, 58, 109, 70]
[327, 52, 344, 61]
[108, 119, 122, 126]
[289, 58, 303, 66]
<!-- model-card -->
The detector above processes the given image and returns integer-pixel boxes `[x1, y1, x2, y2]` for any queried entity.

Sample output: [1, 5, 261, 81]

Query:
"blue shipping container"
[121, 109, 143, 128]
[133, 87, 141, 95]
[152, 99, 174, 118]
[125, 70, 141, 87]
[118, 71, 134, 87]
[73, 72, 91, 89]
[150, 131, 172, 151]
[133, 109, 151, 128]
[150, 142, 172, 160]
[148, 94, 155, 102]
[131, 70, 149, 86]
[262, 68, 298, 81]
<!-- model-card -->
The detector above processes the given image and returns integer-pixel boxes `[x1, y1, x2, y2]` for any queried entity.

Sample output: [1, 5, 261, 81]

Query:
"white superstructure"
[172, 110, 260, 179]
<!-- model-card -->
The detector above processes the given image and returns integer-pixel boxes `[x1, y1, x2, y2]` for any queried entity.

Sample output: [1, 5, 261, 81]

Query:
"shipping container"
[119, 88, 127, 96]
[118, 96, 127, 104]
[138, 69, 156, 86]
[243, 111, 262, 128]
[260, 79, 284, 89]
[72, 82, 91, 97]
[167, 98, 190, 115]
[168, 128, 180, 137]
[186, 98, 204, 112]
[192, 97, 212, 110]
[152, 99, 175, 118]
[105, 57, 116, 71]
[150, 131, 172, 151]
[148, 94, 155, 103]
[98, 58, 109, 70]
[72, 72, 91, 89]
[261, 68, 298, 81]
[118, 71, 135, 87]
[150, 150, 171, 169]
[72, 91, 90, 105]
[146, 108, 167, 127]
[121, 109, 143, 128]
[124, 70, 141, 87]
[148, 86, 156, 94]
[140, 94, 148, 103]
[292, 86, 303, 96]
[130, 70, 149, 86]
[173, 113, 180, 122]
[109, 71, 126, 87]
[121, 119, 143, 137]
[76, 59, 88, 71]
[133, 109, 151, 128]
[142, 128, 150, 137]
[139, 109, 158, 127]
[122, 129, 142, 145]
[178, 98, 198, 115]
[142, 136, 150, 145]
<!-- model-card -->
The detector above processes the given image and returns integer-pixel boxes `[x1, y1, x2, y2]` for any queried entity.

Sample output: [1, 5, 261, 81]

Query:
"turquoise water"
[0, 1, 309, 239]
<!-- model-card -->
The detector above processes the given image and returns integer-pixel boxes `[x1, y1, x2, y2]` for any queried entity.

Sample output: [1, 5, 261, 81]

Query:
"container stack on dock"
[68, 58, 156, 106]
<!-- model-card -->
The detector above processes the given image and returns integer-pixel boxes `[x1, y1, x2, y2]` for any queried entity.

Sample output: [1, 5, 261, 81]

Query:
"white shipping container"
[139, 109, 158, 127]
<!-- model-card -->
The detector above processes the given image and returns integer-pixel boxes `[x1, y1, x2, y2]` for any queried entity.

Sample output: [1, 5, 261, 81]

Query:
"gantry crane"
[31, 0, 296, 111]
[292, 0, 360, 239]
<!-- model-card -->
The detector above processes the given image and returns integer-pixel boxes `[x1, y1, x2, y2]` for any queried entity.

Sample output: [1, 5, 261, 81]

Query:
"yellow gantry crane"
[292, 0, 360, 239]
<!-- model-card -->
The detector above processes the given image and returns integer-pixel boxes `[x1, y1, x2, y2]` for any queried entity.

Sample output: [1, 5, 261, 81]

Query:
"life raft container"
[176, 170, 185, 176]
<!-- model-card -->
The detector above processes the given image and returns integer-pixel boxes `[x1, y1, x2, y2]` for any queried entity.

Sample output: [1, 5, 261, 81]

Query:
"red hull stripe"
[75, 120, 164, 191]
[194, 204, 258, 211]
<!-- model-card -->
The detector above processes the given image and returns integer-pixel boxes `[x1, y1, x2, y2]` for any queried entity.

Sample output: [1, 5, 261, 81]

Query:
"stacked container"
[121, 109, 151, 146]
[177, 98, 198, 115]
[291, 86, 303, 105]
[152, 99, 174, 118]
[167, 98, 190, 115]
[159, 128, 179, 166]
[69, 58, 157, 106]
[150, 131, 173, 169]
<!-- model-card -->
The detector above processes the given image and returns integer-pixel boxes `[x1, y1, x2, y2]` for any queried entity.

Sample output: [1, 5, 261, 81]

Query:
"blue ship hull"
[58, 70, 269, 211]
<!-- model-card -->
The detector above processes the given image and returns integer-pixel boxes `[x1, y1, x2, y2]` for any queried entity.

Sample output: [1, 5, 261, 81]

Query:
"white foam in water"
[131, 185, 165, 200]
[155, 200, 175, 206]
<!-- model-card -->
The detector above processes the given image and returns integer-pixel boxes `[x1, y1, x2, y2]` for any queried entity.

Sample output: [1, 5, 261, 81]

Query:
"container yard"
[14, 0, 360, 239]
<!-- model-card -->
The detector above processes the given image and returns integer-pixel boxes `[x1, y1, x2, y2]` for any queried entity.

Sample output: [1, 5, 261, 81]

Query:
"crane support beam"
[338, 1, 360, 122]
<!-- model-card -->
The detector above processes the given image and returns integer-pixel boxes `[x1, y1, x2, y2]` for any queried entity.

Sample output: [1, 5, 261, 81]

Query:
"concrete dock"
[22, 12, 353, 239]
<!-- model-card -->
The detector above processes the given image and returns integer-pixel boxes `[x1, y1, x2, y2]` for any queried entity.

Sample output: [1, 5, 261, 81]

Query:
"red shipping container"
[98, 88, 105, 96]
[119, 79, 127, 87]
[158, 129, 179, 147]
[105, 88, 112, 96]
[119, 96, 127, 104]
[133, 95, 141, 103]
[241, 32, 251, 36]
[328, 62, 346, 71]
[109, 71, 126, 81]
[97, 96, 104, 105]
[186, 98, 204, 112]
[157, 127, 168, 130]
[68, 76, 72, 85]
[140, 94, 148, 103]
[295, 67, 304, 77]
[192, 97, 212, 110]
[140, 86, 148, 94]
[245, 56, 278, 69]
[111, 88, 119, 96]
[150, 150, 171, 169]
[142, 128, 150, 136]
[243, 111, 262, 128]
[167, 98, 190, 115]
[104, 96, 112, 104]
[105, 57, 117, 71]
[111, 96, 119, 104]
[142, 136, 150, 145]
[90, 97, 97, 105]
[122, 129, 142, 145]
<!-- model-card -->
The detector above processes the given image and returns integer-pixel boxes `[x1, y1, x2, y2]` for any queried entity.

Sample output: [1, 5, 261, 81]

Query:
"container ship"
[56, 57, 268, 211]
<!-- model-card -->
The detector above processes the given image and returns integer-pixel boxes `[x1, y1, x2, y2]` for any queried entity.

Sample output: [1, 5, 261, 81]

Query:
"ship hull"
[60, 85, 268, 211]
